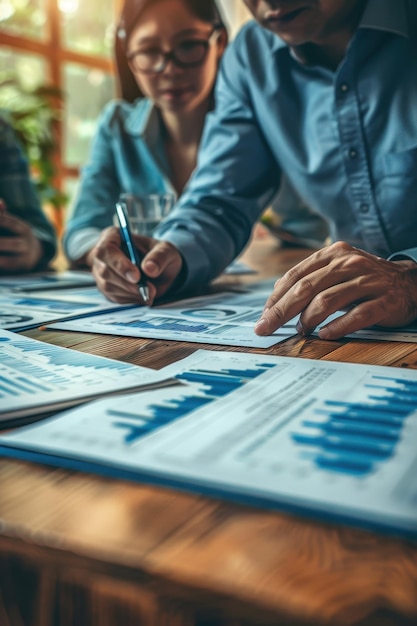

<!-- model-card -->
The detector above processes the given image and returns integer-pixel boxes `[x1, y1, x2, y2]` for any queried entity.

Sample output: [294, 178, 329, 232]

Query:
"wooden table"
[1, 234, 417, 626]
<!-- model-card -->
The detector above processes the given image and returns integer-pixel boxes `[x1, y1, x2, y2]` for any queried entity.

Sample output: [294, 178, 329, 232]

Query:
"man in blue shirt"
[90, 0, 417, 340]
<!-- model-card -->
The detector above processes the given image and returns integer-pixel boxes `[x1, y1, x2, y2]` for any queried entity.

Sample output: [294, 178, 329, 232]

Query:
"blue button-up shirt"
[155, 0, 417, 293]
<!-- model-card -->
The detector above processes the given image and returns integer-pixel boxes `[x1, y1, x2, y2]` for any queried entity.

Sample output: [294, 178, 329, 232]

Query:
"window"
[218, 0, 251, 38]
[0, 0, 119, 231]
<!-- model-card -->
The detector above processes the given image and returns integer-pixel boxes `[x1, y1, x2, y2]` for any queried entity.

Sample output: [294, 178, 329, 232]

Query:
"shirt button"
[349, 148, 358, 159]
[340, 83, 349, 93]
[360, 203, 369, 213]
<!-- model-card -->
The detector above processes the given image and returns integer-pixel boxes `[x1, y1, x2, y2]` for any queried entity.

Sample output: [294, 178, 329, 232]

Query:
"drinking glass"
[118, 193, 175, 236]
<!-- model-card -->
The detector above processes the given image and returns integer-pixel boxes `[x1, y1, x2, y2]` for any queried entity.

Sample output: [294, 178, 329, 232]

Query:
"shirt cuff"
[65, 228, 102, 261]
[388, 247, 417, 263]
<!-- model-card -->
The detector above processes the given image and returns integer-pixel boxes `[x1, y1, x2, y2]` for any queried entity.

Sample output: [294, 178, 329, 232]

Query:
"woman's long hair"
[115, 0, 227, 102]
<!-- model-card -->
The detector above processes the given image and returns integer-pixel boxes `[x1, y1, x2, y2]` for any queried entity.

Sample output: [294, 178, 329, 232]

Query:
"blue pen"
[115, 200, 150, 303]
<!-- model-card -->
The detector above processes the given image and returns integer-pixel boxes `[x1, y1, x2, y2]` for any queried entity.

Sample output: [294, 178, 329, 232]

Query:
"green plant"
[0, 72, 67, 210]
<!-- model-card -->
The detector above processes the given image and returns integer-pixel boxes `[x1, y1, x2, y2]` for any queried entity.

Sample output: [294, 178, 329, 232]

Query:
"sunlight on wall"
[217, 0, 252, 39]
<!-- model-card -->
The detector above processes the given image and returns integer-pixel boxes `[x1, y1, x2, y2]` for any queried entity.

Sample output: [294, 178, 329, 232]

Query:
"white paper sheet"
[1, 349, 416, 538]
[0, 329, 172, 422]
[314, 311, 417, 343]
[48, 288, 295, 348]
[0, 270, 95, 292]
[0, 287, 134, 331]
[48, 280, 417, 345]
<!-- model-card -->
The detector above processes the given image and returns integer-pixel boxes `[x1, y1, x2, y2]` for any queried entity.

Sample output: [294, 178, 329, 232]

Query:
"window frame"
[0, 0, 119, 230]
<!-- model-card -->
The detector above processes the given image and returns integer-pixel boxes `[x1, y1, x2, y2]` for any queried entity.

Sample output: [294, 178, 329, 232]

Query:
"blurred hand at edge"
[0, 208, 44, 273]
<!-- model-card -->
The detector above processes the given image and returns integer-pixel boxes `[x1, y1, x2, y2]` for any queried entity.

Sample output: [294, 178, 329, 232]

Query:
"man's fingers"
[318, 302, 382, 340]
[257, 266, 342, 335]
[257, 253, 417, 339]
[258, 243, 384, 335]
[263, 241, 358, 312]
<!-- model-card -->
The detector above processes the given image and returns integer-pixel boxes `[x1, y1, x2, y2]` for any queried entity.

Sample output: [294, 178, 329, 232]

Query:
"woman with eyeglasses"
[63, 0, 228, 269]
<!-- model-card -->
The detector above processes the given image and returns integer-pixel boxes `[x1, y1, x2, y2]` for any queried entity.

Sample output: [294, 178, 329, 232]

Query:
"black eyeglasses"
[127, 28, 221, 75]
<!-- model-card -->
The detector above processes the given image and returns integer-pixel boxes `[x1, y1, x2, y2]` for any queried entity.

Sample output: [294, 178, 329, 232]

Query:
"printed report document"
[48, 287, 295, 348]
[1, 349, 416, 539]
[0, 329, 172, 423]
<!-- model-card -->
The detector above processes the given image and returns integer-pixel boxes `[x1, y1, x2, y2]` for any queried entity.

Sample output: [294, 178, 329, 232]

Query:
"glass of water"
[118, 193, 175, 236]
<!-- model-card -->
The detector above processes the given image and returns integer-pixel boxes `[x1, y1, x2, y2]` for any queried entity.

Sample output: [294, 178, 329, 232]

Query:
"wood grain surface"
[1, 235, 417, 626]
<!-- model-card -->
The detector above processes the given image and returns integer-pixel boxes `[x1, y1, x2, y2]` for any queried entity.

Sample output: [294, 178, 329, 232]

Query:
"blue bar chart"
[1, 350, 416, 538]
[49, 289, 293, 348]
[291, 375, 416, 476]
[107, 361, 275, 444]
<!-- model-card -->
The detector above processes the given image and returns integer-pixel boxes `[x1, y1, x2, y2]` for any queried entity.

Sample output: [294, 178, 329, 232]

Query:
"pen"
[115, 200, 150, 303]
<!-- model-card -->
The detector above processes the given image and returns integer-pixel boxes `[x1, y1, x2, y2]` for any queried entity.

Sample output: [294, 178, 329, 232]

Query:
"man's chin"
[261, 6, 314, 42]
[263, 24, 310, 46]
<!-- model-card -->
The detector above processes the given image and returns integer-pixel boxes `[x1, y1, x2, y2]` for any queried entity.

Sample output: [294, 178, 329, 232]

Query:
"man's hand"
[0, 212, 44, 273]
[254, 241, 417, 340]
[88, 226, 183, 304]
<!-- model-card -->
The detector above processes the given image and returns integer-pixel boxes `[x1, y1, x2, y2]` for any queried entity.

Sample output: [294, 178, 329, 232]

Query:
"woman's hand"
[88, 226, 183, 304]
[254, 241, 417, 340]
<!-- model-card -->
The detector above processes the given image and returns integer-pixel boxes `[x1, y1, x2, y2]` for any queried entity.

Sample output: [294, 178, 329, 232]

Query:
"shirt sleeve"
[154, 25, 282, 294]
[62, 102, 123, 261]
[0, 116, 57, 265]
[388, 248, 417, 263]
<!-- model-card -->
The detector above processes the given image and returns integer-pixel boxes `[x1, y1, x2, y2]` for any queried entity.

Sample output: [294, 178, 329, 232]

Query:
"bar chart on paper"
[1, 350, 417, 538]
[291, 375, 417, 476]
[106, 357, 276, 445]
[49, 289, 295, 347]
[0, 329, 170, 423]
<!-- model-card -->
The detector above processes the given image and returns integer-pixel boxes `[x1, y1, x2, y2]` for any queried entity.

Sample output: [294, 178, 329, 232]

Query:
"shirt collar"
[124, 98, 176, 195]
[269, 0, 409, 58]
[360, 0, 409, 37]
[125, 98, 162, 141]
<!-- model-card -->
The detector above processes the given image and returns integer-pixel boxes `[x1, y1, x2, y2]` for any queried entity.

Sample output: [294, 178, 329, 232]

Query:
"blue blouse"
[63, 99, 177, 260]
